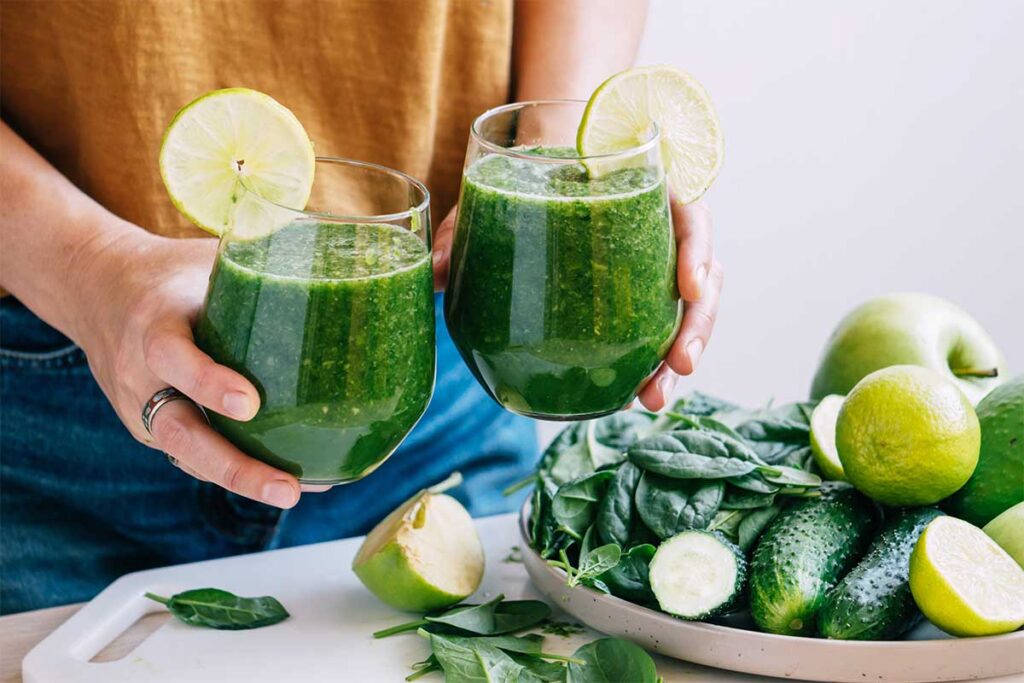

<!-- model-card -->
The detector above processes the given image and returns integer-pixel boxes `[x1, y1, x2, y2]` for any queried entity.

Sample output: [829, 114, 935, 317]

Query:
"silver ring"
[142, 387, 192, 437]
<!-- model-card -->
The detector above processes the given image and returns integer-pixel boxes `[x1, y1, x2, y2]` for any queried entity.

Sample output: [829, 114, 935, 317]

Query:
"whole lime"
[943, 375, 1024, 526]
[836, 365, 980, 506]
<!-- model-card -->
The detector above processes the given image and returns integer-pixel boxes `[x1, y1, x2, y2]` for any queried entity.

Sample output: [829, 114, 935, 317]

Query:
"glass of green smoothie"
[194, 158, 435, 485]
[445, 100, 680, 420]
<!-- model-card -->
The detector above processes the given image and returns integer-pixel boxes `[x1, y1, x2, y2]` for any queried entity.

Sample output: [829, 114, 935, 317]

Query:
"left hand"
[432, 199, 723, 411]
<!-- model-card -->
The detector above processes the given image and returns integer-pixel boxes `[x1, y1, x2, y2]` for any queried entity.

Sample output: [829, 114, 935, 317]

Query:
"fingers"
[667, 259, 724, 376]
[432, 206, 457, 291]
[637, 363, 678, 411]
[149, 399, 300, 508]
[144, 322, 260, 421]
[673, 200, 714, 302]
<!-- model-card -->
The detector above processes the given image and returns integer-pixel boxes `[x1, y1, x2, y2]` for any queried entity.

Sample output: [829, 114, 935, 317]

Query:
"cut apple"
[353, 478, 484, 612]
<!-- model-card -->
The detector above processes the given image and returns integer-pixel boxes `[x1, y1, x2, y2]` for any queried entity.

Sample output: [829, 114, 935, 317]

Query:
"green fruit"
[984, 502, 1024, 568]
[836, 366, 980, 506]
[749, 484, 875, 636]
[818, 507, 943, 640]
[352, 488, 484, 612]
[910, 516, 1024, 637]
[943, 375, 1024, 526]
[811, 293, 1005, 405]
[809, 394, 847, 481]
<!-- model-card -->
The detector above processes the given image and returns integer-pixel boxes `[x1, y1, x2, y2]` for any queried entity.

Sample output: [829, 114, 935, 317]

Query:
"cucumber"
[818, 507, 944, 640]
[749, 484, 874, 635]
[649, 531, 746, 620]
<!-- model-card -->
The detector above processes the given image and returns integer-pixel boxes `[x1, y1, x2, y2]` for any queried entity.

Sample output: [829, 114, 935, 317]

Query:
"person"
[0, 0, 722, 614]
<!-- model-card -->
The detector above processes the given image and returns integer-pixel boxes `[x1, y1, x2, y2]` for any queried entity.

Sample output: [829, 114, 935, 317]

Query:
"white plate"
[518, 502, 1024, 682]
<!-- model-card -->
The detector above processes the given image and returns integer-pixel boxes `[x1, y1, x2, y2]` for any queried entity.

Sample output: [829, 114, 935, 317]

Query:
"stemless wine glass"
[194, 157, 435, 485]
[445, 100, 680, 420]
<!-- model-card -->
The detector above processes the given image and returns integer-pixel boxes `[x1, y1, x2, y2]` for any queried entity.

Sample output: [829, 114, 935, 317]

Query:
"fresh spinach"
[599, 543, 657, 603]
[570, 544, 622, 588]
[596, 462, 642, 547]
[635, 473, 724, 539]
[672, 391, 741, 417]
[144, 589, 288, 630]
[374, 594, 551, 638]
[629, 431, 758, 479]
[721, 487, 777, 510]
[589, 412, 654, 458]
[552, 470, 616, 539]
[726, 471, 781, 494]
[737, 503, 783, 551]
[761, 465, 822, 488]
[567, 638, 660, 683]
[428, 633, 527, 683]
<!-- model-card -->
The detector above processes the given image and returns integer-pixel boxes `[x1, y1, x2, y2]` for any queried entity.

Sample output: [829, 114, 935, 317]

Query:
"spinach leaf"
[421, 594, 551, 635]
[549, 439, 596, 486]
[570, 544, 622, 588]
[707, 508, 749, 541]
[405, 654, 442, 681]
[735, 416, 811, 464]
[507, 653, 568, 682]
[672, 391, 741, 417]
[761, 465, 822, 488]
[721, 487, 777, 510]
[726, 471, 780, 494]
[429, 633, 524, 683]
[567, 638, 660, 683]
[596, 462, 642, 547]
[737, 503, 783, 551]
[589, 412, 654, 457]
[535, 474, 574, 558]
[778, 445, 816, 471]
[539, 422, 587, 472]
[144, 589, 288, 630]
[628, 431, 758, 479]
[635, 473, 724, 539]
[552, 470, 616, 539]
[579, 524, 598, 559]
[599, 543, 657, 603]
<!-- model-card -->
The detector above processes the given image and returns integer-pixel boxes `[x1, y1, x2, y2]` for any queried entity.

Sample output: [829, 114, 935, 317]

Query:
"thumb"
[432, 205, 457, 292]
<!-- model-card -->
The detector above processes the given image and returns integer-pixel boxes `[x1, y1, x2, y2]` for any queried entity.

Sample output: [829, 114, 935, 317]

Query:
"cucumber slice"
[649, 530, 746, 620]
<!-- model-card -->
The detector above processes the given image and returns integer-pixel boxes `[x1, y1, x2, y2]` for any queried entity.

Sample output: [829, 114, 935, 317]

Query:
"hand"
[69, 227, 306, 508]
[636, 200, 723, 410]
[432, 200, 723, 410]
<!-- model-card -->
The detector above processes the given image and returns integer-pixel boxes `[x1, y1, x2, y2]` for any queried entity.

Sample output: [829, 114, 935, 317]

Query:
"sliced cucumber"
[649, 531, 746, 620]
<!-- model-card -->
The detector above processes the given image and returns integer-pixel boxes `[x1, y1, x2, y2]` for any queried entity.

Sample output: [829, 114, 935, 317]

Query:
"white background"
[642, 0, 1022, 404]
[540, 0, 1023, 440]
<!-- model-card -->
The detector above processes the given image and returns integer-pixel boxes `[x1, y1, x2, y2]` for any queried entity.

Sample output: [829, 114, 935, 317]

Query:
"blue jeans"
[0, 296, 536, 614]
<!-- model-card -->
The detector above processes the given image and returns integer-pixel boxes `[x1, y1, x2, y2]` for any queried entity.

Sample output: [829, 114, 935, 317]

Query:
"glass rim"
[245, 156, 431, 224]
[470, 99, 661, 163]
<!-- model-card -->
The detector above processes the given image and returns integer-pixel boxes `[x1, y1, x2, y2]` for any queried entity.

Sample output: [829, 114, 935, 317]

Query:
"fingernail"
[658, 372, 677, 397]
[262, 480, 298, 508]
[693, 265, 708, 299]
[223, 391, 253, 420]
[432, 249, 444, 269]
[687, 339, 704, 370]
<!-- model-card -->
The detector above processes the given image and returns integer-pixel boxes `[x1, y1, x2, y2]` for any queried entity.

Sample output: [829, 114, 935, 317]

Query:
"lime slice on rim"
[809, 394, 847, 481]
[909, 516, 1024, 637]
[577, 65, 724, 203]
[159, 88, 315, 236]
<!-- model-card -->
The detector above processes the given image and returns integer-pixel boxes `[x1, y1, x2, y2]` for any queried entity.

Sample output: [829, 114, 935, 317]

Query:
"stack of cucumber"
[524, 392, 949, 640]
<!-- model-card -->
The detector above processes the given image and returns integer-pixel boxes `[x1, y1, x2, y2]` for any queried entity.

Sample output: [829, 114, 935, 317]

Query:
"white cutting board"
[24, 513, 750, 683]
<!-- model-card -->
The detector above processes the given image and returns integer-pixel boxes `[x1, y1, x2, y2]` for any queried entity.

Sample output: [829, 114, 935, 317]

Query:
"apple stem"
[427, 471, 463, 495]
[951, 367, 999, 379]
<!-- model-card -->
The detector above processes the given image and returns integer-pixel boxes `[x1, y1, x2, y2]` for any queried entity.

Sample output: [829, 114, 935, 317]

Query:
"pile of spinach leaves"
[375, 594, 660, 682]
[527, 392, 822, 610]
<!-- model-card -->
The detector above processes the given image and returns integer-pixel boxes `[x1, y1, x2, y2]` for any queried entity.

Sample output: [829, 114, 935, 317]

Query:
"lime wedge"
[909, 516, 1024, 636]
[159, 88, 315, 236]
[577, 65, 724, 203]
[810, 395, 847, 481]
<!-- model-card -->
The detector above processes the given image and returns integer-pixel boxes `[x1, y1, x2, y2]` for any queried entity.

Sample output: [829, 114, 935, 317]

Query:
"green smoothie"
[195, 221, 435, 483]
[444, 147, 680, 419]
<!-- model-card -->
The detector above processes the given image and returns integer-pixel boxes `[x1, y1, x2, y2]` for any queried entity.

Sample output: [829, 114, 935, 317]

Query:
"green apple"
[353, 476, 484, 612]
[984, 502, 1024, 568]
[811, 293, 1006, 405]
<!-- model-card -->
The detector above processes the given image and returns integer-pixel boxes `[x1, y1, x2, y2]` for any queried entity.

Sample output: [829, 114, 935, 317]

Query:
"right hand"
[68, 225, 306, 508]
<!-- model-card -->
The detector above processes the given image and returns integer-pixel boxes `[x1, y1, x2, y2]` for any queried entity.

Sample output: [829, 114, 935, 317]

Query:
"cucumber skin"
[749, 484, 875, 636]
[818, 507, 944, 640]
